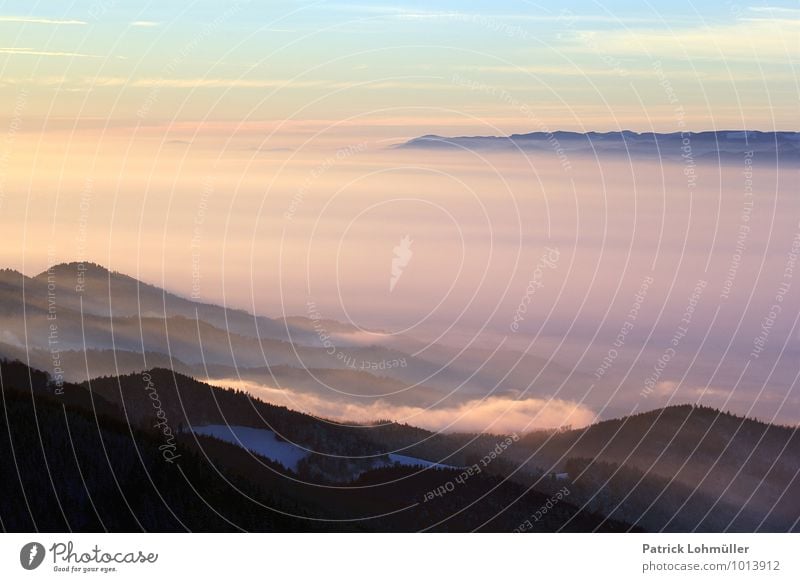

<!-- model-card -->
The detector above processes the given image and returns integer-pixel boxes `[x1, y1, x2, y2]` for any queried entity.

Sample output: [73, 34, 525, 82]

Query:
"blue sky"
[0, 0, 797, 133]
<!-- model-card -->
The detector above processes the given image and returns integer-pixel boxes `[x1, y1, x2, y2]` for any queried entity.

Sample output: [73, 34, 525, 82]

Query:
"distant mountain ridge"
[397, 130, 800, 161]
[0, 262, 590, 415]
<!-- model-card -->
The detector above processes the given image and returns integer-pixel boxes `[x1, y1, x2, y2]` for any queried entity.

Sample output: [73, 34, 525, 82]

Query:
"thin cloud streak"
[0, 48, 101, 58]
[574, 18, 799, 61]
[0, 16, 86, 25]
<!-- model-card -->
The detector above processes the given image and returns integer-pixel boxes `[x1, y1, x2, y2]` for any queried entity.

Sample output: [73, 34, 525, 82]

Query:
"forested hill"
[2, 359, 797, 532]
[0, 359, 631, 532]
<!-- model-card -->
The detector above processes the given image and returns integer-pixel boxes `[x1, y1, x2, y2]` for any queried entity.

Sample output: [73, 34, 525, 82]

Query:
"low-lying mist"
[3, 141, 798, 428]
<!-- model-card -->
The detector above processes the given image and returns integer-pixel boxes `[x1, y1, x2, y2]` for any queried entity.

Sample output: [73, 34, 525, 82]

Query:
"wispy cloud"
[747, 5, 800, 16]
[130, 20, 161, 27]
[0, 75, 451, 91]
[466, 63, 799, 82]
[326, 4, 693, 25]
[0, 15, 86, 25]
[568, 16, 799, 62]
[108, 77, 446, 90]
[0, 75, 126, 87]
[131, 77, 327, 88]
[0, 47, 101, 58]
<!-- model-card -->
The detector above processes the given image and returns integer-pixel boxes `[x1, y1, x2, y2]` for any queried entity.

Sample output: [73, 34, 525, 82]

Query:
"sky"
[0, 0, 797, 144]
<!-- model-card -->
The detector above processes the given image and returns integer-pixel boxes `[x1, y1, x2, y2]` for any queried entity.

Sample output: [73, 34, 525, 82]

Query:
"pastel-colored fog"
[2, 133, 797, 430]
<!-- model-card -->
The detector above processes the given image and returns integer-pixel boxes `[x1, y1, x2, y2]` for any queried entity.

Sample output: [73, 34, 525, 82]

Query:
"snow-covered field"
[193, 424, 458, 473]
[193, 425, 309, 471]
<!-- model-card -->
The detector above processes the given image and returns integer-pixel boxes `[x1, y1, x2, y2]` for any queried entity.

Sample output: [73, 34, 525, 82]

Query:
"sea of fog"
[3, 143, 798, 426]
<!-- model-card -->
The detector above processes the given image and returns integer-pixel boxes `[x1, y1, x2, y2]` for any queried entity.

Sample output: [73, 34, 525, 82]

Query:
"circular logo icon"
[19, 542, 46, 570]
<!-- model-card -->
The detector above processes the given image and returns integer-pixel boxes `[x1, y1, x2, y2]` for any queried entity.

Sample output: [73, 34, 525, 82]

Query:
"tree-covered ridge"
[2, 359, 797, 532]
[0, 359, 630, 532]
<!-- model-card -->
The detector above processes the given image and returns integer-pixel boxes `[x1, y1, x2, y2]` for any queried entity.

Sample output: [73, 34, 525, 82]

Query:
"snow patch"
[193, 424, 459, 474]
[387, 454, 458, 470]
[193, 425, 309, 471]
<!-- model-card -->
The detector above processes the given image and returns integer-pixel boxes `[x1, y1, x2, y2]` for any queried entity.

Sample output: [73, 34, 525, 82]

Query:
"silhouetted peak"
[35, 261, 112, 279]
[0, 268, 26, 281]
